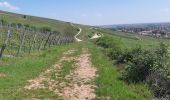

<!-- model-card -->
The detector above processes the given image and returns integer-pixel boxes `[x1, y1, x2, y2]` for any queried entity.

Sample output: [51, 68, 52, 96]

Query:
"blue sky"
[0, 0, 170, 25]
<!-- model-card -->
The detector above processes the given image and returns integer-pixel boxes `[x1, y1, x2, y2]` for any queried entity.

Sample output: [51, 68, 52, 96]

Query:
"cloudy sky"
[0, 0, 170, 25]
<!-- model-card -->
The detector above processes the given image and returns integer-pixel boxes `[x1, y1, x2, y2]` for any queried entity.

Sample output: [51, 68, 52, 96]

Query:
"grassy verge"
[87, 42, 151, 100]
[0, 43, 80, 100]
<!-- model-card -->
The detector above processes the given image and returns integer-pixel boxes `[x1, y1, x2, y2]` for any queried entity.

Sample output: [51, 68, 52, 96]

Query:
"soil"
[24, 49, 97, 100]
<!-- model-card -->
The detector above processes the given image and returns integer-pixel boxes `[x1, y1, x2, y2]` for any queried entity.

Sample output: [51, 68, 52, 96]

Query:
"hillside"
[0, 10, 79, 35]
[0, 10, 89, 57]
[0, 10, 170, 100]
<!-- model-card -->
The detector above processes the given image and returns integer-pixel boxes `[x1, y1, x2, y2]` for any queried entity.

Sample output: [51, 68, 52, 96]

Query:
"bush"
[95, 36, 170, 98]
[121, 43, 170, 98]
[95, 36, 122, 49]
[122, 50, 157, 82]
[146, 71, 170, 98]
[116, 46, 143, 64]
[122, 43, 169, 81]
[95, 36, 124, 61]
[104, 47, 123, 61]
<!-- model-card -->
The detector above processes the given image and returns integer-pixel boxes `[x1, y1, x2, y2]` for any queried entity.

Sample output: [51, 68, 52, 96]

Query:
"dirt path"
[61, 49, 96, 100]
[74, 27, 82, 42]
[24, 48, 97, 100]
[90, 33, 102, 39]
[70, 23, 83, 42]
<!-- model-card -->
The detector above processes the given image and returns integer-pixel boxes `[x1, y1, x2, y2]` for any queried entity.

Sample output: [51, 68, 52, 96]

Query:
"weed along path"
[24, 47, 97, 100]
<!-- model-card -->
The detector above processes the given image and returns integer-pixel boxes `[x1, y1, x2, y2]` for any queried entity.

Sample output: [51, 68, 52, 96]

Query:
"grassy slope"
[0, 10, 82, 56]
[88, 29, 170, 99]
[0, 21, 160, 99]
[76, 25, 93, 40]
[0, 10, 78, 35]
[0, 10, 169, 99]
[96, 29, 170, 48]
[74, 24, 100, 41]
[87, 42, 151, 100]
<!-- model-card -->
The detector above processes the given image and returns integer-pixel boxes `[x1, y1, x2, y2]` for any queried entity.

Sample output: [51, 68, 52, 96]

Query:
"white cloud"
[0, 1, 19, 11]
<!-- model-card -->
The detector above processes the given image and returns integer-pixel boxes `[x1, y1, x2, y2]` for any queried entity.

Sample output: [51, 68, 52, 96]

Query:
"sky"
[0, 0, 170, 25]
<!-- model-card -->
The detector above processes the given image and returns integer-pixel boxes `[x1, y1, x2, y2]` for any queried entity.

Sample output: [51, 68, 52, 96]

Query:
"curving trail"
[70, 23, 83, 42]
[90, 33, 102, 39]
[74, 27, 82, 42]
[71, 23, 103, 42]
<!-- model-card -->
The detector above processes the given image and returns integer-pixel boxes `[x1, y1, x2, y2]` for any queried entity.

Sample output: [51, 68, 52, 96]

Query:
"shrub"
[122, 50, 157, 82]
[95, 36, 170, 98]
[95, 36, 122, 49]
[121, 43, 170, 98]
[116, 46, 143, 64]
[104, 47, 123, 61]
[96, 36, 124, 62]
[146, 71, 170, 98]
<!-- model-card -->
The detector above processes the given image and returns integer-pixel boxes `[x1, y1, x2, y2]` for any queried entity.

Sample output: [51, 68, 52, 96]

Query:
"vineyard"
[0, 12, 78, 57]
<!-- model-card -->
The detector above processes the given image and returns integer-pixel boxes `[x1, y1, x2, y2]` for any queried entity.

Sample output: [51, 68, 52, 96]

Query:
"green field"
[97, 29, 170, 48]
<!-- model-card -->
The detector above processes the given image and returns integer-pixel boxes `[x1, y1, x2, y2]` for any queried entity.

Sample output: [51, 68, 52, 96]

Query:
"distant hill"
[100, 22, 170, 28]
[0, 10, 78, 35]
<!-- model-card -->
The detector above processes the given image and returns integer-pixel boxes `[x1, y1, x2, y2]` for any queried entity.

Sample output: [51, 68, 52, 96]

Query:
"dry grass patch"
[0, 73, 7, 77]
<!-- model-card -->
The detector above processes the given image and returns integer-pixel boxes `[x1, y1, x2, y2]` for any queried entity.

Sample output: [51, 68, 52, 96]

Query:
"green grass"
[98, 29, 170, 49]
[1, 9, 169, 99]
[76, 25, 95, 40]
[0, 40, 155, 99]
[0, 10, 82, 58]
[60, 61, 74, 78]
[0, 43, 78, 100]
[0, 10, 78, 35]
[0, 42, 86, 99]
[26, 60, 75, 100]
[23, 89, 59, 100]
[87, 42, 151, 100]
